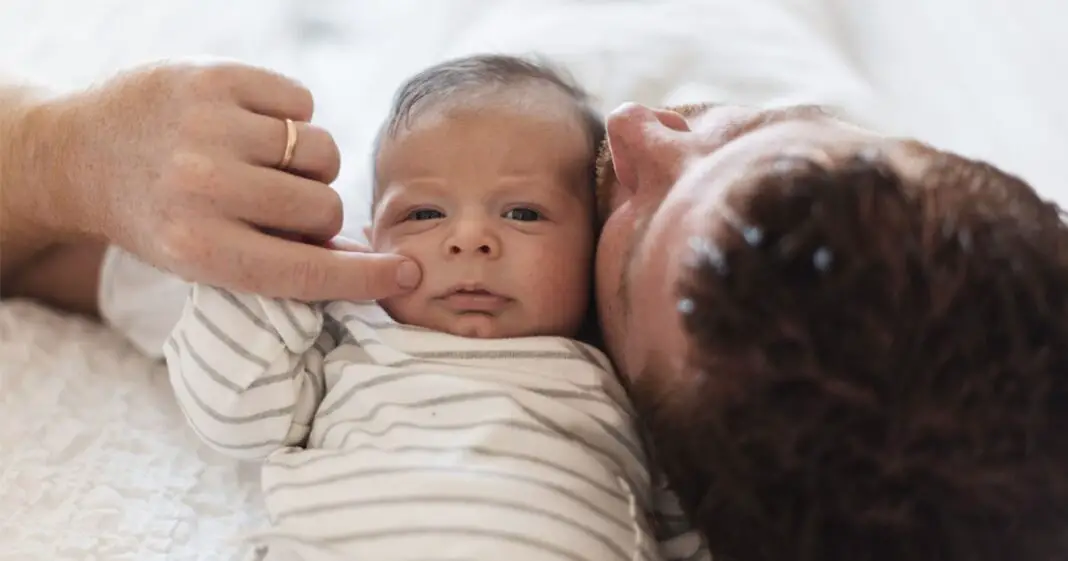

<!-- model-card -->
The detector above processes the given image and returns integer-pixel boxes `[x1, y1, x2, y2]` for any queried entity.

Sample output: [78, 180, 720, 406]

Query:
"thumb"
[332, 250, 422, 301]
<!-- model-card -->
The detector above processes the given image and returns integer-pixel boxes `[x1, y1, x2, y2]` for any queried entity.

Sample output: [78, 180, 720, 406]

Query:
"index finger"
[192, 221, 422, 302]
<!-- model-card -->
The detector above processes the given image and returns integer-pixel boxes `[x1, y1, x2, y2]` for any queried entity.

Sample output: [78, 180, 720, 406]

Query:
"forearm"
[0, 84, 87, 296]
[1, 85, 52, 279]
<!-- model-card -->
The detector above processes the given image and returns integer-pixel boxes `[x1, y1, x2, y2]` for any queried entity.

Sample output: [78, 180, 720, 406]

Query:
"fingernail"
[396, 260, 421, 289]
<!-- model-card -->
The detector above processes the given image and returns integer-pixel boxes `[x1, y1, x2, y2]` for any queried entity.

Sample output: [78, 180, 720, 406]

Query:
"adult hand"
[22, 61, 420, 301]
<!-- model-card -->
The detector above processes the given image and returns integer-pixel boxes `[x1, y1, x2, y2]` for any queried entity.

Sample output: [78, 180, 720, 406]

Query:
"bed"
[2, 0, 1065, 559]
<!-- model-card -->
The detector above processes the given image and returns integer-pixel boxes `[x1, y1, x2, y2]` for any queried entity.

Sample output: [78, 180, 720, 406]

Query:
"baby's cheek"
[378, 292, 421, 325]
[522, 242, 592, 312]
[373, 230, 429, 258]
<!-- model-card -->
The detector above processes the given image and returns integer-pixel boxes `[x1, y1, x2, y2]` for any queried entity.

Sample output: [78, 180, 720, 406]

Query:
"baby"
[164, 55, 701, 561]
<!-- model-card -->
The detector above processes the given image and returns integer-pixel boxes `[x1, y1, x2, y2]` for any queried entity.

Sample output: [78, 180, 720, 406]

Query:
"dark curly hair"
[634, 145, 1068, 560]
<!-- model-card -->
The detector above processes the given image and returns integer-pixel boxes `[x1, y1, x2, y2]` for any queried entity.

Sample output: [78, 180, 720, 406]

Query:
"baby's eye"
[406, 208, 445, 221]
[503, 207, 541, 222]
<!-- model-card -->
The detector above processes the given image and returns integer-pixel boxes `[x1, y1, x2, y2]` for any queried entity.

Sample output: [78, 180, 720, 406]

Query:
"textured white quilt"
[2, 0, 1065, 559]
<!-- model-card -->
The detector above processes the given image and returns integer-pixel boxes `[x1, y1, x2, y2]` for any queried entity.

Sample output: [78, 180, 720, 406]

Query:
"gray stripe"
[320, 410, 640, 493]
[274, 494, 632, 561]
[565, 341, 634, 414]
[192, 306, 270, 368]
[517, 398, 646, 492]
[177, 331, 243, 393]
[263, 465, 632, 534]
[587, 413, 645, 471]
[317, 390, 635, 473]
[178, 329, 297, 393]
[255, 333, 334, 390]
[328, 527, 605, 561]
[316, 370, 426, 418]
[389, 357, 586, 376]
[217, 290, 282, 343]
[280, 442, 626, 502]
[315, 414, 641, 507]
[568, 340, 605, 370]
[410, 350, 581, 360]
[387, 351, 601, 371]
[248, 370, 298, 389]
[279, 300, 317, 342]
[318, 369, 613, 419]
[333, 312, 431, 333]
[175, 358, 296, 425]
[171, 389, 285, 453]
[264, 526, 594, 561]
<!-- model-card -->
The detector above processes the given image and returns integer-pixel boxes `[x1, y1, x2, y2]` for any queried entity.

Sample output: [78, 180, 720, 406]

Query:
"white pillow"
[441, 0, 884, 126]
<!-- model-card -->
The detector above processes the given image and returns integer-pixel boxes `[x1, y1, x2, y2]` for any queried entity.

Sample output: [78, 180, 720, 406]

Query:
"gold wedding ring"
[278, 118, 298, 170]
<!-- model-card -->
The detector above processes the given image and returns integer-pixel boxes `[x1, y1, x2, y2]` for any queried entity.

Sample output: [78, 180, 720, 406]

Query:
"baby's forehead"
[372, 84, 600, 204]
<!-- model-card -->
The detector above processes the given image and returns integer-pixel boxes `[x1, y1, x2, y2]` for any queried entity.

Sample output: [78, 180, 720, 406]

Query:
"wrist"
[1, 88, 59, 277]
[9, 92, 86, 239]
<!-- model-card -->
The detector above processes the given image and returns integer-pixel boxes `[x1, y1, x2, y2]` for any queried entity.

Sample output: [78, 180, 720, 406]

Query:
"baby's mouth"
[436, 285, 512, 314]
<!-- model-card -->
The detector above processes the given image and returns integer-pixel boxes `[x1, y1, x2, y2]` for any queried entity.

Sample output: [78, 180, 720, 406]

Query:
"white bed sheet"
[1, 0, 1065, 559]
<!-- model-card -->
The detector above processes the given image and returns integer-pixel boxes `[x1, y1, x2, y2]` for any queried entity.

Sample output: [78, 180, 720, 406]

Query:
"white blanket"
[2, 0, 1065, 559]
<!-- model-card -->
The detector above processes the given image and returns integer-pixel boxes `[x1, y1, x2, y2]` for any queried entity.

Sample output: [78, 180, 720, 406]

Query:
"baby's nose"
[445, 224, 501, 258]
[448, 242, 494, 255]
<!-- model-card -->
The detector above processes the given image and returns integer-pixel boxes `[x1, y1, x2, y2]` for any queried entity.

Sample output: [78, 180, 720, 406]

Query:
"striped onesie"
[164, 284, 711, 561]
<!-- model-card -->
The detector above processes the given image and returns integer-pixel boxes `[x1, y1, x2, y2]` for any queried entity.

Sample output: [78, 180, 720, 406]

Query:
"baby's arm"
[163, 283, 332, 461]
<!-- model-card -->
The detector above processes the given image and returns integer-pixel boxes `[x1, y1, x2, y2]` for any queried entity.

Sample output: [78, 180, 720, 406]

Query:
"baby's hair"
[370, 54, 604, 203]
[639, 146, 1068, 560]
[382, 53, 600, 137]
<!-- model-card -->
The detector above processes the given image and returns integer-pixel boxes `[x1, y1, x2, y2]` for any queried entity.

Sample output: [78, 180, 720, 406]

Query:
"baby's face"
[369, 99, 595, 339]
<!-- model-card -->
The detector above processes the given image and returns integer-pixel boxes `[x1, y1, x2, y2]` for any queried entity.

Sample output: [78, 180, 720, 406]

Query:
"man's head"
[368, 54, 603, 338]
[595, 102, 1068, 559]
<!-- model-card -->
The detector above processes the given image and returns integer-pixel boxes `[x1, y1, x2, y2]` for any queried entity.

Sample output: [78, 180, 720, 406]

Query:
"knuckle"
[164, 152, 222, 205]
[286, 258, 329, 299]
[156, 219, 203, 269]
[187, 64, 231, 97]
[322, 189, 345, 235]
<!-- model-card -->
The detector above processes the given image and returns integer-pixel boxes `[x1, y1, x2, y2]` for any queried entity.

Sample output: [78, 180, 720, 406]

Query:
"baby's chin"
[437, 313, 554, 339]
[442, 315, 507, 339]
[381, 298, 579, 339]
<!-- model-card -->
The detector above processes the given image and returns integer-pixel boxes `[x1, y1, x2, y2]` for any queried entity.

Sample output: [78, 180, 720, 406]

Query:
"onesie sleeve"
[163, 283, 333, 461]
